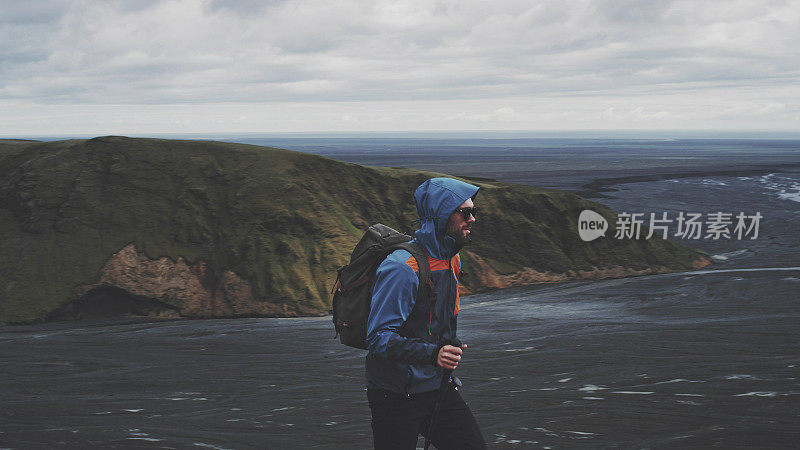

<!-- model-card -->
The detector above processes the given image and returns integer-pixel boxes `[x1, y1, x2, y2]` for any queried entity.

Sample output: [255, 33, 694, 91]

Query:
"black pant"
[367, 384, 486, 450]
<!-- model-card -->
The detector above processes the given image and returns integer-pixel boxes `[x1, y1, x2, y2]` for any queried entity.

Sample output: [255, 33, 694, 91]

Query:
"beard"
[445, 218, 472, 246]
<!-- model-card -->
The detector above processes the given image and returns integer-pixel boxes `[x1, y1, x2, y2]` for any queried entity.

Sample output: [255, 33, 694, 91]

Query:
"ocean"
[1, 137, 798, 448]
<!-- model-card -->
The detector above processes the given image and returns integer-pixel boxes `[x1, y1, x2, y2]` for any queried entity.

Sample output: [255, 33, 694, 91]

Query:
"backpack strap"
[392, 242, 439, 336]
[393, 241, 431, 301]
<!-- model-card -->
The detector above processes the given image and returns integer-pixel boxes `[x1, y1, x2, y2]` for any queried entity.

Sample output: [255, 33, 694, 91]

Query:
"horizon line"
[4, 129, 800, 141]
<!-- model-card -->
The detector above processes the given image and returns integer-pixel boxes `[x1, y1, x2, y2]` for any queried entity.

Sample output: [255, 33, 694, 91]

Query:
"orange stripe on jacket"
[403, 253, 462, 315]
[404, 256, 419, 272]
[402, 256, 451, 272]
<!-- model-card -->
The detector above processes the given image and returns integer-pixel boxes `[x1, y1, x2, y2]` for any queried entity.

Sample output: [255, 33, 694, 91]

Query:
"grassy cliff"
[0, 137, 708, 324]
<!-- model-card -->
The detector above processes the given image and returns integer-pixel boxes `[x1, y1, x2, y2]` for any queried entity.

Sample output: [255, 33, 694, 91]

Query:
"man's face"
[445, 198, 476, 245]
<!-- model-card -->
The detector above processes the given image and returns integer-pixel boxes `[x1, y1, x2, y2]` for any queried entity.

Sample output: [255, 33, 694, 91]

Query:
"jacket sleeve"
[366, 255, 438, 364]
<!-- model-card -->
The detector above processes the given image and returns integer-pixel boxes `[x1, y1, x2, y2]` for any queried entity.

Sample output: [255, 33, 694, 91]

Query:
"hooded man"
[366, 177, 486, 450]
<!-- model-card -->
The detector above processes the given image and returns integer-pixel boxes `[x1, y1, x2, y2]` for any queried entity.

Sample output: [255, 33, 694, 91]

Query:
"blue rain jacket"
[366, 177, 480, 394]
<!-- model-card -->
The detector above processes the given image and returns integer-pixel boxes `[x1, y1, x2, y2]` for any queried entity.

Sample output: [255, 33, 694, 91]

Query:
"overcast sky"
[1, 0, 799, 136]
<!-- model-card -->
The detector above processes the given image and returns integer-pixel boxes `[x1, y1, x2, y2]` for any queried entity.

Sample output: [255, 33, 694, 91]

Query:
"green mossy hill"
[0, 136, 707, 324]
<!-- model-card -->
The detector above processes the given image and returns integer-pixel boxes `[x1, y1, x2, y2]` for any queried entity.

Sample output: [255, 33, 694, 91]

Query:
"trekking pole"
[423, 337, 463, 450]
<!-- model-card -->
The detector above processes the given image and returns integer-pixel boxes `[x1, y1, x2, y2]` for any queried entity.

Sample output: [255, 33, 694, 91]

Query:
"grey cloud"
[108, 0, 164, 14]
[206, 0, 291, 15]
[0, 0, 797, 107]
[592, 0, 675, 23]
[0, 1, 70, 24]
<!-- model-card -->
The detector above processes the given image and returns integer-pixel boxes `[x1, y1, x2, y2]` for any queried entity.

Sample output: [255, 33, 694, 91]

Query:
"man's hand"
[436, 344, 468, 370]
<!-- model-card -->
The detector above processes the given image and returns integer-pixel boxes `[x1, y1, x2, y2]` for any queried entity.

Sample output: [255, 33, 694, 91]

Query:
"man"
[365, 177, 486, 450]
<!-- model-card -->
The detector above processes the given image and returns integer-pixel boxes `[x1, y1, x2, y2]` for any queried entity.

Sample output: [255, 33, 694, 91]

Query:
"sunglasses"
[454, 207, 477, 221]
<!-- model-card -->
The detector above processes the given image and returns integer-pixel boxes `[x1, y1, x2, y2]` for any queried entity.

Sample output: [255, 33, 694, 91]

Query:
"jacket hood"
[413, 177, 480, 260]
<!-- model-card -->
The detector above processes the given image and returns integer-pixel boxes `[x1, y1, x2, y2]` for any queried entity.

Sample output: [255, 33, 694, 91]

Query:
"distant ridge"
[0, 136, 709, 324]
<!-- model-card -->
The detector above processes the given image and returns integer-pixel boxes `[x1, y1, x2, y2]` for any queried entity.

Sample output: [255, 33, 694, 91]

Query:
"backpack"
[331, 223, 432, 350]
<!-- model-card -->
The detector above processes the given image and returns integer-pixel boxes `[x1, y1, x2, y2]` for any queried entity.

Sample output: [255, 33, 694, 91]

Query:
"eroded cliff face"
[63, 244, 712, 320]
[70, 244, 298, 319]
[461, 250, 713, 291]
